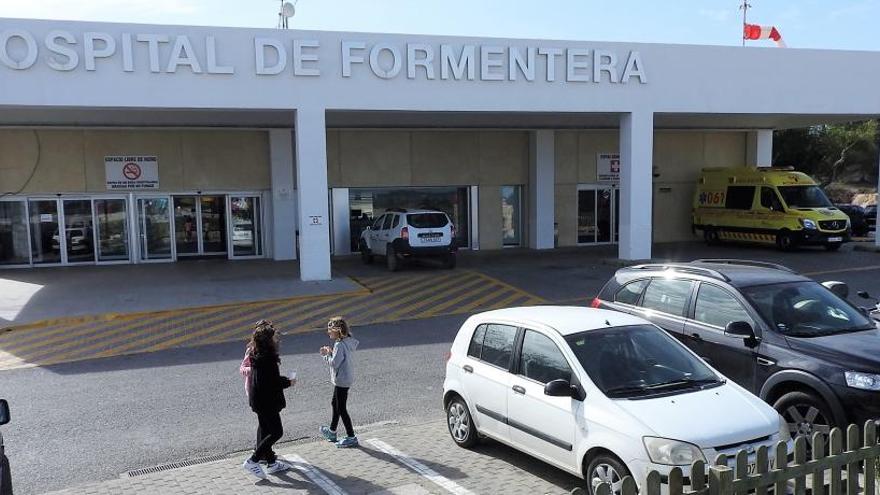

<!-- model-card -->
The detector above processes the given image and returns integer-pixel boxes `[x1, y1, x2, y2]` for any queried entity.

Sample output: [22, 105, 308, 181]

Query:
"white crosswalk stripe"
[285, 454, 349, 495]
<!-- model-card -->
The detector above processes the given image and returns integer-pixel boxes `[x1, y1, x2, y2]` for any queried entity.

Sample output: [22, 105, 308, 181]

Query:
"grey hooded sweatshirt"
[324, 337, 359, 388]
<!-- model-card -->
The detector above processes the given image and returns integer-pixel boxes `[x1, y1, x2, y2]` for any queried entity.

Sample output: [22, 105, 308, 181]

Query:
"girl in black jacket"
[242, 320, 293, 480]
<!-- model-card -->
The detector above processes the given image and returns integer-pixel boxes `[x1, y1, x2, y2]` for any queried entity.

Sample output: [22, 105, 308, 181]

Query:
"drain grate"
[126, 453, 230, 477]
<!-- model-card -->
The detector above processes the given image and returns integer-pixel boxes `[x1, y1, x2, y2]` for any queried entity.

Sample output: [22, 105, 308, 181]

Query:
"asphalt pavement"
[4, 242, 880, 494]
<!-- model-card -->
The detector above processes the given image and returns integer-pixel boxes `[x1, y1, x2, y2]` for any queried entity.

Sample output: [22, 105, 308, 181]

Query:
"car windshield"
[407, 213, 448, 228]
[778, 185, 832, 208]
[565, 325, 721, 399]
[742, 281, 874, 337]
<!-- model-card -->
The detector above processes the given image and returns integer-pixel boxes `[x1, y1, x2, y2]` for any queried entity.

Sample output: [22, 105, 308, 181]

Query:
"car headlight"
[800, 219, 818, 230]
[845, 371, 880, 391]
[643, 437, 706, 466]
[778, 415, 790, 442]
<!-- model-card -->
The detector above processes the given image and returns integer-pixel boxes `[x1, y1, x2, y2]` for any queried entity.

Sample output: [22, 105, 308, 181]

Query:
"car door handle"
[512, 385, 526, 395]
[462, 365, 473, 374]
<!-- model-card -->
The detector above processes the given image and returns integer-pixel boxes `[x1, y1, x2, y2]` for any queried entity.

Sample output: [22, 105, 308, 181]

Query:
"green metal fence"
[596, 421, 880, 495]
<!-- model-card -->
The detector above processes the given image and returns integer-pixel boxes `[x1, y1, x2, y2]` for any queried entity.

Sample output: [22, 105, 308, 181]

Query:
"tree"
[774, 120, 878, 186]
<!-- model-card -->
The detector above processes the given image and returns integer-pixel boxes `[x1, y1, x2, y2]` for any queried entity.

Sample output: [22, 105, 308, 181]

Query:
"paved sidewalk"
[42, 418, 584, 495]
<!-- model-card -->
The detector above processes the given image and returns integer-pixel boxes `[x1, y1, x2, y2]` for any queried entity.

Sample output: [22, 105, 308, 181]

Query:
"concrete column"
[528, 130, 555, 249]
[294, 107, 332, 281]
[331, 188, 351, 255]
[747, 130, 774, 167]
[269, 129, 297, 260]
[618, 111, 654, 261]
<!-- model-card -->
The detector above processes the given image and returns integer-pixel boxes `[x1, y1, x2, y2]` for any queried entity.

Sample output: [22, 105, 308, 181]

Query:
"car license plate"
[828, 237, 843, 242]
[423, 237, 440, 243]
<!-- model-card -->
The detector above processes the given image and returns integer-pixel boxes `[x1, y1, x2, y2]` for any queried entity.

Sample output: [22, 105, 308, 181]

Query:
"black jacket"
[248, 352, 291, 413]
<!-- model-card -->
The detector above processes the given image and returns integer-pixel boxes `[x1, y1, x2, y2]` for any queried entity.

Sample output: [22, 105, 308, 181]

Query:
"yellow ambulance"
[692, 167, 850, 251]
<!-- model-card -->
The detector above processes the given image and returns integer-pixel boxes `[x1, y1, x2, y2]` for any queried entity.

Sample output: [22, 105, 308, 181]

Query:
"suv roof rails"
[628, 263, 731, 282]
[692, 259, 796, 273]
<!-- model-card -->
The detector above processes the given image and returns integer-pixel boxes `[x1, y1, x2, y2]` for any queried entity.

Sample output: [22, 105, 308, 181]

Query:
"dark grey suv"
[594, 259, 880, 444]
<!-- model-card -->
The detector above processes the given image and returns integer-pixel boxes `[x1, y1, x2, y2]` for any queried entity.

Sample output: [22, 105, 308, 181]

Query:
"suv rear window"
[407, 213, 448, 229]
[615, 280, 648, 305]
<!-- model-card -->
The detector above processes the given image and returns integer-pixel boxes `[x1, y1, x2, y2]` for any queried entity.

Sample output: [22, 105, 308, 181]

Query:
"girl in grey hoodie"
[319, 316, 360, 448]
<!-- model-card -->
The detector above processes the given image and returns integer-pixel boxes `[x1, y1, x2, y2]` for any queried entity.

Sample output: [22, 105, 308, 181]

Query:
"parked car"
[443, 306, 786, 494]
[359, 208, 456, 271]
[864, 204, 877, 231]
[834, 204, 868, 237]
[51, 227, 92, 252]
[1, 399, 11, 495]
[593, 259, 880, 445]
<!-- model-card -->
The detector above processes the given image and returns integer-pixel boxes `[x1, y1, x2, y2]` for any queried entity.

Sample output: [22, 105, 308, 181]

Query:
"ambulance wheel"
[704, 228, 720, 245]
[776, 231, 795, 251]
[824, 243, 842, 252]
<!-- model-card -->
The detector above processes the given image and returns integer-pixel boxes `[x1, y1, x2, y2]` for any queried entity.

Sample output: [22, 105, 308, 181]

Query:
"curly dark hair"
[247, 319, 279, 359]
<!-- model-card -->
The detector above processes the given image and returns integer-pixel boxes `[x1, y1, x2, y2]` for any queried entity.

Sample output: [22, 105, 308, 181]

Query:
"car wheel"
[359, 242, 373, 264]
[443, 253, 456, 269]
[586, 454, 630, 495]
[774, 391, 835, 450]
[824, 243, 842, 252]
[776, 230, 795, 251]
[704, 228, 720, 245]
[446, 397, 478, 448]
[386, 245, 399, 272]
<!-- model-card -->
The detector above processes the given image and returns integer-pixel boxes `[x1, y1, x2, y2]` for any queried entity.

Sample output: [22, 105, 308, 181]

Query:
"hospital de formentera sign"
[0, 29, 647, 84]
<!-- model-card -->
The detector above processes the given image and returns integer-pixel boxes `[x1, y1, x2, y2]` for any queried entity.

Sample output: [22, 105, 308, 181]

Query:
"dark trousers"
[252, 410, 283, 463]
[330, 386, 354, 437]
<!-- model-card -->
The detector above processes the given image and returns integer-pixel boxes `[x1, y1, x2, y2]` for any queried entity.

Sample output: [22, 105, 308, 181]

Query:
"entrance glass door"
[94, 198, 129, 262]
[200, 196, 227, 255]
[229, 196, 262, 257]
[173, 196, 198, 255]
[577, 185, 618, 245]
[0, 201, 30, 266]
[62, 199, 96, 263]
[138, 197, 173, 261]
[29, 199, 61, 264]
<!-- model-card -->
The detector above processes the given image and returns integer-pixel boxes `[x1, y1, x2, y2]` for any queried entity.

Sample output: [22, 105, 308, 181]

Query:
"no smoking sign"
[122, 162, 142, 180]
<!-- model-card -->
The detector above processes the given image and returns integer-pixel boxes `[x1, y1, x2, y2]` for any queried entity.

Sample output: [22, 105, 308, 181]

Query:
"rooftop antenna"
[277, 0, 297, 29]
[739, 0, 752, 46]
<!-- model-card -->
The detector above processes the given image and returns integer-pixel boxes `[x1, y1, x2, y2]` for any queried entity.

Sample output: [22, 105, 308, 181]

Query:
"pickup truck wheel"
[386, 245, 399, 272]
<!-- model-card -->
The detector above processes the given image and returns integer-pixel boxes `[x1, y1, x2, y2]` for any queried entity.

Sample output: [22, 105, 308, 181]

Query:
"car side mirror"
[0, 399, 10, 426]
[725, 321, 755, 339]
[544, 379, 582, 400]
[822, 281, 849, 299]
[858, 290, 873, 300]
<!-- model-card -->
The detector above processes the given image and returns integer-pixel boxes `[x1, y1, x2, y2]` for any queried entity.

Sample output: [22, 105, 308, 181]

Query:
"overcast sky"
[1, 0, 879, 51]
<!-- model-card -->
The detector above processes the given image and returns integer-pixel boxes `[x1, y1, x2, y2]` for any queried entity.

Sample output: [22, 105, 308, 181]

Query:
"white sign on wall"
[597, 153, 620, 182]
[105, 156, 159, 189]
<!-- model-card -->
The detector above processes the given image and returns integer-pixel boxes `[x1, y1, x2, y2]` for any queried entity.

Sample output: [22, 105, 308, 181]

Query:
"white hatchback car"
[443, 306, 788, 494]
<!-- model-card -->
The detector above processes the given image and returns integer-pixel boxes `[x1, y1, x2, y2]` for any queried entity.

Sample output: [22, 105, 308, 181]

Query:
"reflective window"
[760, 187, 784, 211]
[694, 284, 753, 329]
[479, 324, 517, 369]
[641, 279, 694, 317]
[0, 201, 29, 265]
[62, 199, 95, 263]
[94, 199, 129, 262]
[615, 280, 648, 305]
[519, 330, 572, 384]
[382, 214, 394, 230]
[725, 186, 756, 210]
[348, 187, 470, 251]
[467, 325, 487, 359]
[501, 186, 522, 247]
[29, 199, 61, 264]
[230, 196, 262, 257]
[778, 186, 832, 209]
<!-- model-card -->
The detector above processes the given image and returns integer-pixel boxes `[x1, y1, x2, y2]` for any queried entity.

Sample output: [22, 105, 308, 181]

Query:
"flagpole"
[740, 0, 751, 46]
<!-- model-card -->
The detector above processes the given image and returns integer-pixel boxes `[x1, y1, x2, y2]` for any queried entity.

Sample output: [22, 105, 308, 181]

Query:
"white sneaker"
[242, 458, 266, 479]
[266, 460, 291, 475]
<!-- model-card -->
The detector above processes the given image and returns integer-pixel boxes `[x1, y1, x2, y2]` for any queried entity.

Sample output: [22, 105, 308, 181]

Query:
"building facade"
[1, 19, 879, 279]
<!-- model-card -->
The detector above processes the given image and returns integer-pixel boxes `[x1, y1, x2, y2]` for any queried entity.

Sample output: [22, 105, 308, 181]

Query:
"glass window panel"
[62, 199, 95, 263]
[138, 198, 172, 260]
[520, 330, 572, 384]
[725, 186, 756, 210]
[231, 196, 262, 257]
[479, 324, 517, 369]
[597, 188, 612, 243]
[348, 187, 471, 250]
[577, 190, 597, 243]
[200, 195, 227, 254]
[0, 201, 30, 265]
[95, 199, 129, 262]
[173, 196, 198, 255]
[29, 200, 60, 264]
[467, 324, 487, 359]
[615, 280, 648, 305]
[642, 279, 694, 317]
[694, 284, 754, 329]
[501, 186, 522, 247]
